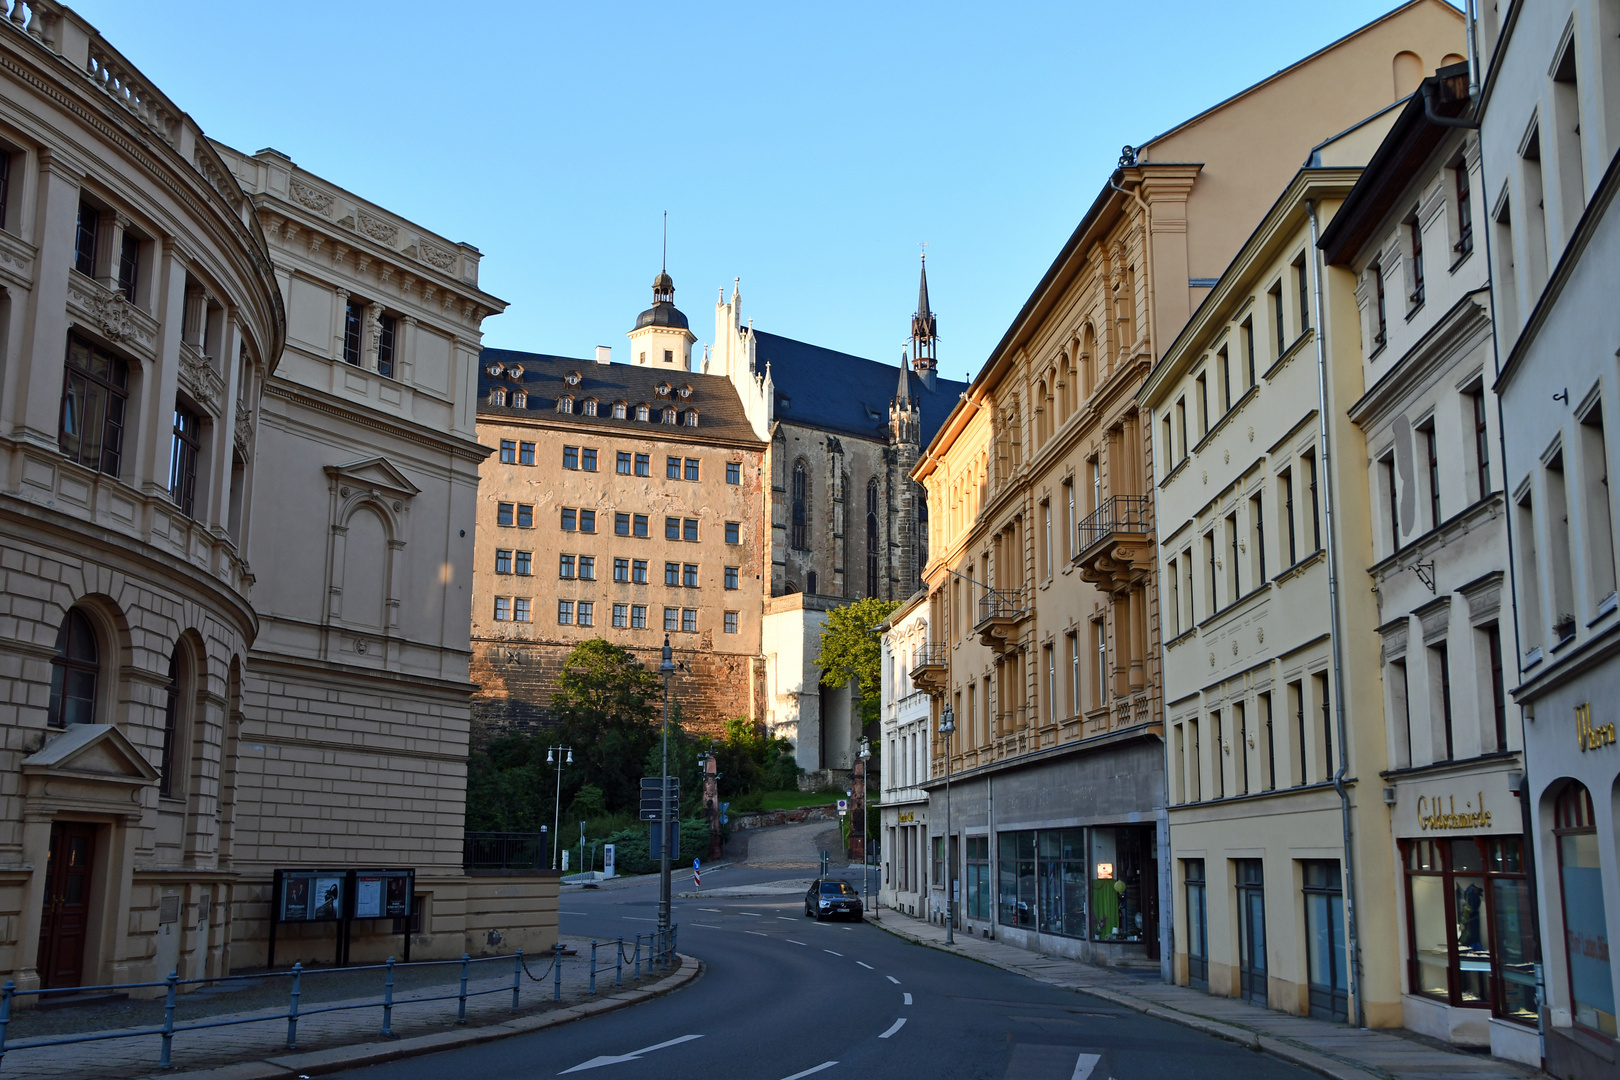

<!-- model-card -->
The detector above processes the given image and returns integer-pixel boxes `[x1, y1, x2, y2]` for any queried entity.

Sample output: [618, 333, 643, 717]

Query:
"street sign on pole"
[640, 776, 679, 820]
[648, 818, 680, 860]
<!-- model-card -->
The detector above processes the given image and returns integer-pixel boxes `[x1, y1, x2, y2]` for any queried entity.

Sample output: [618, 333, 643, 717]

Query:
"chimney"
[595, 345, 612, 366]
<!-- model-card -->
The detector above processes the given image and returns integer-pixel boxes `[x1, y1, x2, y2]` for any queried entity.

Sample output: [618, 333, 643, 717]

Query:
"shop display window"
[965, 837, 991, 920]
[1554, 783, 1616, 1037]
[1091, 827, 1152, 943]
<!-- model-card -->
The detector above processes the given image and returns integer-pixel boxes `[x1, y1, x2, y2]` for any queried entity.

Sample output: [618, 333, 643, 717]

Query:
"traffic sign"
[836, 798, 848, 817]
[639, 777, 680, 821]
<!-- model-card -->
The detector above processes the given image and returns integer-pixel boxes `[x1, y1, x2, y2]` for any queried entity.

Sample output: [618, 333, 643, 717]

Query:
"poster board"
[273, 869, 350, 924]
[268, 867, 416, 968]
[351, 869, 414, 919]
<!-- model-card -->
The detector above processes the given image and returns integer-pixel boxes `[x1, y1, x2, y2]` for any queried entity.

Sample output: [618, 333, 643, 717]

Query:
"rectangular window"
[1243, 318, 1256, 388]
[1431, 642, 1454, 761]
[725, 521, 740, 544]
[1063, 479, 1075, 559]
[118, 231, 140, 304]
[1515, 489, 1543, 654]
[1235, 699, 1249, 794]
[0, 150, 11, 231]
[557, 600, 574, 625]
[376, 313, 396, 378]
[74, 200, 100, 276]
[1422, 420, 1441, 528]
[724, 611, 739, 634]
[1580, 405, 1617, 604]
[615, 512, 631, 536]
[582, 448, 597, 471]
[168, 404, 202, 518]
[1406, 208, 1425, 310]
[685, 458, 700, 481]
[497, 502, 514, 527]
[1211, 709, 1225, 799]
[665, 562, 681, 586]
[1484, 623, 1507, 752]
[1250, 492, 1266, 585]
[577, 602, 594, 627]
[561, 508, 576, 531]
[631, 605, 647, 629]
[617, 451, 632, 474]
[1093, 618, 1107, 708]
[494, 597, 511, 621]
[559, 554, 576, 579]
[579, 555, 596, 581]
[1227, 512, 1241, 604]
[684, 519, 698, 542]
[519, 442, 535, 465]
[665, 516, 680, 540]
[664, 607, 679, 631]
[1382, 454, 1400, 552]
[1303, 450, 1321, 550]
[563, 446, 579, 470]
[1314, 672, 1333, 778]
[1371, 261, 1388, 349]
[517, 504, 533, 528]
[495, 549, 512, 574]
[1067, 632, 1079, 716]
[635, 453, 650, 476]
[514, 597, 531, 622]
[613, 603, 628, 628]
[683, 563, 698, 587]
[1260, 692, 1275, 791]
[667, 456, 681, 479]
[725, 566, 739, 590]
[499, 439, 516, 464]
[1469, 388, 1491, 501]
[59, 335, 130, 477]
[1041, 499, 1052, 579]
[515, 551, 531, 575]
[1295, 255, 1310, 334]
[1290, 679, 1306, 785]
[682, 609, 697, 632]
[633, 559, 648, 584]
[1204, 532, 1218, 614]
[1218, 347, 1232, 412]
[1270, 282, 1286, 362]
[579, 509, 595, 533]
[726, 461, 741, 485]
[614, 557, 629, 582]
[1196, 372, 1209, 435]
[1280, 468, 1297, 565]
[634, 514, 649, 538]
[1453, 159, 1474, 259]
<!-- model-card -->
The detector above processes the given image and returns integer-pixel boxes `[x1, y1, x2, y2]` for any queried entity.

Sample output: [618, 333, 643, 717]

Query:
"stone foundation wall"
[470, 638, 763, 746]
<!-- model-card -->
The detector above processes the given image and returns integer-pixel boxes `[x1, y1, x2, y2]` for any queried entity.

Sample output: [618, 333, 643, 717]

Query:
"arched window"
[612, 401, 627, 419]
[684, 410, 699, 427]
[662, 407, 676, 424]
[583, 398, 598, 416]
[1081, 323, 1096, 400]
[556, 395, 574, 413]
[48, 609, 100, 728]
[636, 404, 650, 422]
[159, 651, 181, 796]
[1553, 781, 1610, 1035]
[791, 460, 809, 550]
[512, 390, 527, 408]
[1036, 379, 1050, 444]
[490, 387, 507, 406]
[866, 478, 880, 598]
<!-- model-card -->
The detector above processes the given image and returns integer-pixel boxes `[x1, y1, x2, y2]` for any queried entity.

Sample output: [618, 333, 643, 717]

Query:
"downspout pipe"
[1307, 198, 1365, 1030]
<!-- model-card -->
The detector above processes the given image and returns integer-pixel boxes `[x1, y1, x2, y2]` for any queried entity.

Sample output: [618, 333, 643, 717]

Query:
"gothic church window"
[791, 459, 810, 550]
[866, 478, 880, 598]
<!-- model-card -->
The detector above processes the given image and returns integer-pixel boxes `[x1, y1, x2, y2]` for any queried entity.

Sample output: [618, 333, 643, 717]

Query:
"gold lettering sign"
[897, 811, 915, 824]
[1417, 792, 1491, 831]
[1576, 703, 1617, 752]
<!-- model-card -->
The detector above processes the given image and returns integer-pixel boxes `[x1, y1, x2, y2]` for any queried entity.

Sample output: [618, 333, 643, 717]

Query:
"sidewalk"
[874, 911, 1541, 1080]
[0, 947, 698, 1080]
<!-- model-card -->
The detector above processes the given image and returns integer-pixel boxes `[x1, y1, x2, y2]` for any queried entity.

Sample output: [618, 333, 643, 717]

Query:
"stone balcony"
[1074, 495, 1154, 592]
[973, 587, 1028, 653]
[909, 642, 949, 696]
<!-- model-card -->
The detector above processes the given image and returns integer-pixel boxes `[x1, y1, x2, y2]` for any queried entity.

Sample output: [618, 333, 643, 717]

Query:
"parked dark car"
[804, 878, 863, 921]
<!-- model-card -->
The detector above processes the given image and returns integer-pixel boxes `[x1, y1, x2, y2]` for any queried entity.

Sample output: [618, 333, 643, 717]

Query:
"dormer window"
[656, 382, 671, 397]
[678, 385, 692, 399]
[583, 398, 599, 416]
[565, 371, 582, 386]
[558, 396, 574, 413]
[486, 362, 504, 377]
[512, 390, 527, 408]
[636, 404, 650, 421]
[684, 410, 699, 427]
[662, 407, 676, 424]
[612, 401, 627, 419]
[490, 387, 507, 406]
[507, 364, 524, 379]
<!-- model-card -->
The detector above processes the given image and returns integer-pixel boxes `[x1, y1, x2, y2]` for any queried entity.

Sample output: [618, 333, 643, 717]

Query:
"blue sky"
[77, 1, 1451, 377]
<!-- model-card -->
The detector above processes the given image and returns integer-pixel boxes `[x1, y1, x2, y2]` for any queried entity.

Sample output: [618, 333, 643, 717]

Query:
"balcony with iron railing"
[1074, 495, 1154, 590]
[973, 587, 1028, 652]
[909, 642, 949, 695]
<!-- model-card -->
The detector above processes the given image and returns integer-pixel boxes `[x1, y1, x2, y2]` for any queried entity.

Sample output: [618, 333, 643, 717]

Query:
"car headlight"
[819, 899, 830, 907]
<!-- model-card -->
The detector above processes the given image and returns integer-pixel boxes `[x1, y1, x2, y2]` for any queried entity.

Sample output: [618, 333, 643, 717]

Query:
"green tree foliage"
[549, 639, 664, 812]
[813, 597, 899, 729]
[715, 716, 800, 798]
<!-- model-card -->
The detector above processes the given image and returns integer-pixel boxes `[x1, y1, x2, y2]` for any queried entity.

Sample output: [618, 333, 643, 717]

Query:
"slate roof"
[750, 330, 967, 445]
[476, 348, 762, 445]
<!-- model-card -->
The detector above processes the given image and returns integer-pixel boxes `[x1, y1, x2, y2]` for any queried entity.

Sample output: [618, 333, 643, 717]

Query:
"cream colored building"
[878, 591, 931, 917]
[0, 7, 551, 995]
[913, 0, 1466, 972]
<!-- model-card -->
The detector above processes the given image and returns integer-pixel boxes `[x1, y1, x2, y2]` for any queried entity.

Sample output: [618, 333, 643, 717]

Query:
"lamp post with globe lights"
[546, 745, 572, 870]
[657, 635, 676, 936]
[939, 704, 955, 945]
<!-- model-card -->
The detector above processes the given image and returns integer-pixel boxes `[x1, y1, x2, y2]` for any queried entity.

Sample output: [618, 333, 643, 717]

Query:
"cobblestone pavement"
[0, 941, 678, 1080]
[876, 911, 1541, 1080]
[737, 819, 826, 869]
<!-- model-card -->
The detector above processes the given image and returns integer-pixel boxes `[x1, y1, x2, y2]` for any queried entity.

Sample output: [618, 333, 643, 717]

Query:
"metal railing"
[909, 643, 948, 672]
[463, 831, 546, 873]
[0, 926, 680, 1072]
[1075, 495, 1151, 555]
[976, 587, 1025, 625]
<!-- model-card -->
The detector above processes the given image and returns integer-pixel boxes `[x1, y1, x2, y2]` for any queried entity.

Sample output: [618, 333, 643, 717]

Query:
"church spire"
[910, 252, 937, 390]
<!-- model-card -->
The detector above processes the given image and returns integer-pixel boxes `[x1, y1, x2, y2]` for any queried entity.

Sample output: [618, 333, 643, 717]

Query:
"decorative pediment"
[325, 457, 420, 501]
[22, 724, 159, 783]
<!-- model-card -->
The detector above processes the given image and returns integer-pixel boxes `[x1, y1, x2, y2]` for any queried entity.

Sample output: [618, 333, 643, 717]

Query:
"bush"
[600, 818, 710, 876]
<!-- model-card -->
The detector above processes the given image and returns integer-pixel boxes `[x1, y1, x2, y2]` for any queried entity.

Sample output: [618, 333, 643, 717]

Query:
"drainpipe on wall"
[1307, 199, 1365, 1030]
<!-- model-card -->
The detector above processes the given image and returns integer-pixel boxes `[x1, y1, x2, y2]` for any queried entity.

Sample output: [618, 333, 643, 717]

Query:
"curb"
[871, 921, 1390, 1080]
[141, 953, 703, 1080]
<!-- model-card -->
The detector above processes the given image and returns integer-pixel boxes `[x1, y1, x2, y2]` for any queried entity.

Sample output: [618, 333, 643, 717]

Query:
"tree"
[813, 596, 899, 731]
[549, 639, 664, 813]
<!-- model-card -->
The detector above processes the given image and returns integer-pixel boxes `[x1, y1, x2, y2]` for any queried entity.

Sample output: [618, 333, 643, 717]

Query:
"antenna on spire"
[661, 211, 668, 273]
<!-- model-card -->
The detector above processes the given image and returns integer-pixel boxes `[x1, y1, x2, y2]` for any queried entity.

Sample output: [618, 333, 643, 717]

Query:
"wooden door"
[37, 823, 97, 989]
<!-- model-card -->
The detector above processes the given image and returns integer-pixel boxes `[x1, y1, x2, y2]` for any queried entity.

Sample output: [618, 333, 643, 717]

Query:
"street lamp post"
[939, 704, 955, 946]
[858, 737, 871, 917]
[546, 745, 573, 870]
[658, 635, 676, 936]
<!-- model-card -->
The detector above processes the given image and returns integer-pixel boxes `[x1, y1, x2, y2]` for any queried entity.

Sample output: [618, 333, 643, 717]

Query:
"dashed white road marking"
[856, 961, 874, 970]
[877, 1018, 906, 1039]
[823, 950, 843, 957]
[777, 916, 796, 922]
[1071, 1052, 1103, 1080]
[786, 939, 808, 946]
[699, 907, 721, 913]
[903, 992, 912, 1005]
[739, 911, 763, 917]
[886, 975, 900, 984]
[776, 1063, 838, 1080]
[745, 930, 768, 937]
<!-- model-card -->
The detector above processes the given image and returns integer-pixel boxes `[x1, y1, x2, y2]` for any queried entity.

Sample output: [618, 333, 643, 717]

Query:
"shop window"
[1184, 859, 1207, 990]
[997, 831, 1034, 929]
[1554, 784, 1615, 1036]
[1303, 860, 1347, 1021]
[1091, 826, 1152, 944]
[1402, 836, 1539, 1026]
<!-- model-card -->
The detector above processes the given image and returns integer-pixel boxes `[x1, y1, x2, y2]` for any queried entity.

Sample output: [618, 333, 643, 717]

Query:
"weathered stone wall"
[470, 638, 762, 745]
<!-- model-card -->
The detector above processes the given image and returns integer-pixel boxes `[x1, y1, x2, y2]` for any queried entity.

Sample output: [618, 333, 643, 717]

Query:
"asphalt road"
[333, 833, 1315, 1080]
